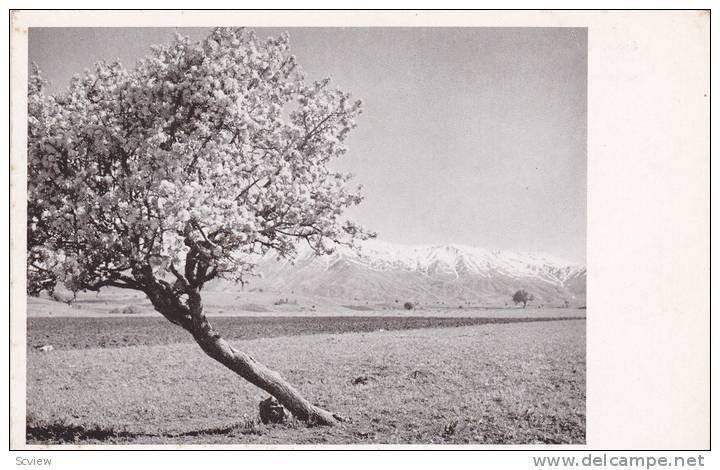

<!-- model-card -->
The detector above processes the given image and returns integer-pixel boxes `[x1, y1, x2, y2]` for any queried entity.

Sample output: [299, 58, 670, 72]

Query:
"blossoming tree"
[27, 28, 371, 425]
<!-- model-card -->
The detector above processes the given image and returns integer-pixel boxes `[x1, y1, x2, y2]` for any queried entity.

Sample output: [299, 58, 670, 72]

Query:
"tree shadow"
[26, 419, 262, 444]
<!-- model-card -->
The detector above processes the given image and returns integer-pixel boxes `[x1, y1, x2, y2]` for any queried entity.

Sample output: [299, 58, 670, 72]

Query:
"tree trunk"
[139, 267, 339, 426]
[189, 317, 339, 426]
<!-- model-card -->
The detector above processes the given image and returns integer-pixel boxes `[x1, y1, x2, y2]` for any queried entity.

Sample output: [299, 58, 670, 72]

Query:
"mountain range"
[219, 240, 586, 307]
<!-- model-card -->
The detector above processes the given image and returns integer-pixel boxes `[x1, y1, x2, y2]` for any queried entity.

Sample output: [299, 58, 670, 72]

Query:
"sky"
[28, 27, 587, 264]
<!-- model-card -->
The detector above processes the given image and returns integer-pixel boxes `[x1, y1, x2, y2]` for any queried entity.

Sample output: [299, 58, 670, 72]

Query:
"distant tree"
[512, 289, 533, 308]
[27, 28, 372, 426]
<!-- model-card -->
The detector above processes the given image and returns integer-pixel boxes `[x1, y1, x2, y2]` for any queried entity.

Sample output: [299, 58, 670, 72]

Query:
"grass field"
[28, 290, 586, 318]
[28, 315, 585, 350]
[26, 315, 585, 445]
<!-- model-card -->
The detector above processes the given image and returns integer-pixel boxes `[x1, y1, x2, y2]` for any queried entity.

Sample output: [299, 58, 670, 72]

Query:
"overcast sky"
[29, 27, 587, 263]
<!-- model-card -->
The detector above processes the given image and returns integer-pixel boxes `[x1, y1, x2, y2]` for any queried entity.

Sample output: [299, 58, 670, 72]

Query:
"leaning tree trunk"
[141, 274, 340, 427]
[189, 317, 339, 426]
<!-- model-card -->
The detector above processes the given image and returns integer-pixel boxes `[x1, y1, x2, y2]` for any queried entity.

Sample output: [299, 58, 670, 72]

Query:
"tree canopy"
[27, 28, 371, 298]
[512, 289, 533, 307]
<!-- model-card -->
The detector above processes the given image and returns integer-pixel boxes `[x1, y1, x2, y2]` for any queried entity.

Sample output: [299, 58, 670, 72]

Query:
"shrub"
[109, 305, 139, 314]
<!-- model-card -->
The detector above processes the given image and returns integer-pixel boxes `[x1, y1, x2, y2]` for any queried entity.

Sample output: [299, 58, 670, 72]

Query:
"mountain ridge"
[216, 240, 587, 307]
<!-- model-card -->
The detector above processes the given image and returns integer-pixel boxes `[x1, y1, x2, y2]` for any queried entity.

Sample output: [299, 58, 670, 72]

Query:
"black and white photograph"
[7, 8, 710, 459]
[22, 24, 587, 446]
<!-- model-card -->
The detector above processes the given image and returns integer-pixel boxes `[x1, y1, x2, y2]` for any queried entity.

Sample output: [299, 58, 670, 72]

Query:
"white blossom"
[27, 28, 373, 295]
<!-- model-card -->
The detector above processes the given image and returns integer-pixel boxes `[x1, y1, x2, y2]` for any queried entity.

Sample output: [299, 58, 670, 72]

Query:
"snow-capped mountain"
[234, 240, 586, 307]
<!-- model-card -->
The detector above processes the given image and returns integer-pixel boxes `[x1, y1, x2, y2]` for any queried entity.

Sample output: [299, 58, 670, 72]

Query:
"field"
[26, 312, 585, 445]
[27, 315, 585, 350]
[28, 289, 586, 318]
